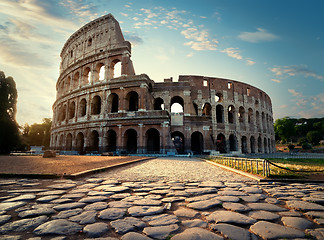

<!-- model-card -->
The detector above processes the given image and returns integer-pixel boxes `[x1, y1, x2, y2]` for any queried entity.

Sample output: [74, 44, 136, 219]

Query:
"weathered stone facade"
[50, 14, 275, 155]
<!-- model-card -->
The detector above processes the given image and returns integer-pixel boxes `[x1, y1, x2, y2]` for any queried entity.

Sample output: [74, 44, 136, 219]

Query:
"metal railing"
[211, 156, 270, 177]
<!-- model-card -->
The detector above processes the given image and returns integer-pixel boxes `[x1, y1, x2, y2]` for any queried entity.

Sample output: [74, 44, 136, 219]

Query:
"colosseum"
[50, 14, 275, 155]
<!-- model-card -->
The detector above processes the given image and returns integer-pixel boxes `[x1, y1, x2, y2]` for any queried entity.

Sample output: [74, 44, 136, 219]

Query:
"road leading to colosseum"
[96, 157, 252, 182]
[0, 157, 323, 239]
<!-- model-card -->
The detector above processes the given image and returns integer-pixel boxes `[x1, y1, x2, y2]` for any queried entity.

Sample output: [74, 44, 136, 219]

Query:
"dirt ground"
[0, 155, 148, 175]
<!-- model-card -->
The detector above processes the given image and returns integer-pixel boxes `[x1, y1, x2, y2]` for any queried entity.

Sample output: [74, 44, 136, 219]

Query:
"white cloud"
[120, 12, 128, 17]
[186, 52, 194, 57]
[238, 28, 279, 43]
[221, 48, 242, 60]
[246, 59, 256, 66]
[288, 89, 302, 97]
[200, 16, 207, 19]
[271, 79, 281, 83]
[181, 28, 218, 51]
[270, 65, 324, 80]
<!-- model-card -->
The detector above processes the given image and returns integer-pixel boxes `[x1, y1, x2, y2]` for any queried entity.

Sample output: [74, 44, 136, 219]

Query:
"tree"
[0, 71, 20, 154]
[306, 131, 322, 145]
[274, 117, 296, 143]
[21, 118, 52, 149]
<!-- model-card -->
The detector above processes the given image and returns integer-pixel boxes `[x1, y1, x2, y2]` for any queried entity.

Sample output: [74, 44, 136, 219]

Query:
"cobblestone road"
[0, 157, 323, 240]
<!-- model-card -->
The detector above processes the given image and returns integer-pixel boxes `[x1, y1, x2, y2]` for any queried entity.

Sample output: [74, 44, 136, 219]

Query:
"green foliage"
[302, 142, 312, 150]
[0, 71, 20, 154]
[21, 118, 52, 149]
[274, 117, 296, 142]
[288, 144, 295, 151]
[306, 131, 323, 145]
[297, 137, 307, 146]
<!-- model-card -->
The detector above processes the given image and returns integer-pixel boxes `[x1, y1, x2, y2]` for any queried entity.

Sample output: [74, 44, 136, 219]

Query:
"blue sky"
[0, 0, 323, 125]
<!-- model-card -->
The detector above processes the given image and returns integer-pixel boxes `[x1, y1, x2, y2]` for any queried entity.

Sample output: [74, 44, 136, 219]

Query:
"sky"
[0, 0, 323, 126]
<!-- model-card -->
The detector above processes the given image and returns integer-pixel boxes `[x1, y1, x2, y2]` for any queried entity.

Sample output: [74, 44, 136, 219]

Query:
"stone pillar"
[117, 125, 123, 153]
[119, 87, 125, 112]
[138, 124, 144, 153]
[139, 84, 146, 111]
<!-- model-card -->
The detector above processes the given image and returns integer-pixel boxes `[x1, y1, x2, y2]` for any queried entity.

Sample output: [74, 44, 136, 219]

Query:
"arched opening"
[66, 133, 72, 151]
[191, 131, 204, 154]
[216, 105, 224, 123]
[264, 138, 268, 153]
[217, 134, 227, 153]
[87, 37, 92, 47]
[98, 64, 105, 81]
[239, 106, 245, 123]
[262, 112, 266, 131]
[108, 93, 119, 113]
[89, 130, 99, 152]
[65, 76, 71, 92]
[111, 60, 122, 78]
[202, 103, 211, 116]
[215, 92, 223, 102]
[61, 105, 67, 121]
[91, 96, 101, 115]
[228, 105, 235, 124]
[68, 101, 75, 119]
[79, 99, 87, 117]
[83, 67, 91, 85]
[241, 136, 248, 153]
[256, 111, 260, 127]
[248, 108, 253, 124]
[126, 91, 139, 111]
[146, 128, 160, 153]
[171, 96, 184, 113]
[250, 136, 256, 153]
[171, 131, 184, 154]
[76, 132, 84, 154]
[229, 134, 237, 151]
[258, 136, 262, 153]
[73, 72, 79, 89]
[125, 129, 137, 153]
[154, 98, 164, 110]
[106, 130, 117, 152]
[59, 135, 64, 150]
[268, 138, 271, 153]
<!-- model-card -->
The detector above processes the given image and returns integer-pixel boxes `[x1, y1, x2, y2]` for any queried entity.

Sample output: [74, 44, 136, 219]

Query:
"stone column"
[138, 124, 144, 153]
[117, 125, 123, 153]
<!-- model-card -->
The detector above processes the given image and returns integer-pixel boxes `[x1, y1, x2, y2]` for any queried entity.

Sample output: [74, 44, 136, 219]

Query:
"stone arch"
[191, 131, 204, 154]
[73, 71, 80, 89]
[171, 131, 184, 154]
[61, 104, 67, 121]
[229, 134, 237, 151]
[59, 134, 64, 150]
[217, 133, 226, 153]
[95, 63, 105, 81]
[76, 132, 85, 154]
[239, 106, 245, 123]
[262, 112, 266, 132]
[66, 76, 71, 92]
[154, 98, 164, 110]
[216, 104, 224, 123]
[241, 136, 248, 153]
[250, 136, 256, 153]
[89, 130, 99, 152]
[258, 136, 262, 153]
[202, 103, 211, 116]
[111, 59, 122, 79]
[256, 111, 260, 126]
[106, 129, 117, 152]
[83, 67, 91, 85]
[146, 128, 160, 153]
[215, 92, 223, 102]
[264, 137, 268, 153]
[68, 101, 75, 119]
[79, 98, 87, 117]
[228, 105, 235, 124]
[66, 133, 72, 151]
[126, 91, 139, 111]
[125, 128, 137, 153]
[248, 108, 253, 124]
[91, 95, 101, 115]
[171, 96, 184, 113]
[108, 93, 119, 113]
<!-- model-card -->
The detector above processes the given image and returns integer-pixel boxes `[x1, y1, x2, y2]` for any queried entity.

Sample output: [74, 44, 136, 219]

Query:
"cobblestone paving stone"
[0, 157, 323, 239]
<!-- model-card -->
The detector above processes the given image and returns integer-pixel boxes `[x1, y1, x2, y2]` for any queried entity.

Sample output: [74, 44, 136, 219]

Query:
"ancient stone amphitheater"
[50, 14, 275, 155]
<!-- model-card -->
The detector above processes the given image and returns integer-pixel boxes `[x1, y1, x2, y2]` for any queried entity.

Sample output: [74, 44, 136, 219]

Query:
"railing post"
[262, 160, 265, 176]
[256, 160, 259, 175]
[250, 159, 253, 173]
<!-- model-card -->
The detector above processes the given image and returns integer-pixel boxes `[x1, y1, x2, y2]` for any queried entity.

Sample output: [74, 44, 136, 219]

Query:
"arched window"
[191, 131, 204, 154]
[202, 103, 211, 116]
[126, 91, 138, 111]
[238, 106, 245, 123]
[228, 105, 235, 124]
[87, 37, 92, 47]
[73, 72, 79, 89]
[108, 93, 119, 113]
[91, 96, 101, 115]
[68, 101, 75, 119]
[146, 128, 160, 153]
[65, 76, 71, 92]
[171, 96, 184, 113]
[83, 67, 91, 85]
[215, 92, 223, 102]
[216, 105, 224, 123]
[66, 133, 72, 151]
[125, 129, 137, 153]
[61, 104, 67, 121]
[154, 98, 164, 110]
[111, 59, 122, 79]
[95, 63, 105, 81]
[79, 99, 87, 117]
[248, 108, 253, 124]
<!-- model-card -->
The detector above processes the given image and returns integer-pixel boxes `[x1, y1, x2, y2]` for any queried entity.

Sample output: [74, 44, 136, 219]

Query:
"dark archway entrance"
[76, 132, 84, 154]
[191, 131, 204, 154]
[126, 91, 139, 111]
[250, 136, 256, 153]
[125, 129, 137, 153]
[229, 134, 236, 151]
[241, 136, 248, 153]
[66, 133, 72, 151]
[146, 128, 160, 153]
[217, 134, 227, 153]
[106, 130, 117, 152]
[108, 93, 119, 113]
[89, 130, 99, 152]
[171, 131, 184, 154]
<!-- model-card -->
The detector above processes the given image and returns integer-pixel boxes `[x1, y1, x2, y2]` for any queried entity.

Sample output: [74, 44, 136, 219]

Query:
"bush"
[288, 144, 295, 152]
[306, 131, 322, 145]
[297, 137, 307, 146]
[302, 142, 312, 150]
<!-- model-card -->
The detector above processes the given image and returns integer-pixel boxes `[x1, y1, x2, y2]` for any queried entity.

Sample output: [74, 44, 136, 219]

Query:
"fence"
[211, 156, 270, 177]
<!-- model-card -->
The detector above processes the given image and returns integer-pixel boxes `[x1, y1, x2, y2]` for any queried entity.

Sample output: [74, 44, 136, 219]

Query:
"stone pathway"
[0, 157, 323, 239]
